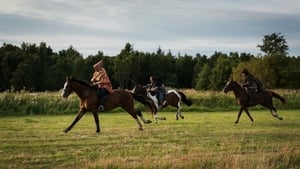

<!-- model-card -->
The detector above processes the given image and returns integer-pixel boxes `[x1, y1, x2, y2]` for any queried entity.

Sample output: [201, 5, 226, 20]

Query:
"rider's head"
[93, 60, 103, 72]
[241, 68, 250, 76]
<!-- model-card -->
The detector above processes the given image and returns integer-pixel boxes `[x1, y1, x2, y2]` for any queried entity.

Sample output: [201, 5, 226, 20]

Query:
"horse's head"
[61, 76, 73, 98]
[132, 84, 148, 96]
[223, 78, 238, 93]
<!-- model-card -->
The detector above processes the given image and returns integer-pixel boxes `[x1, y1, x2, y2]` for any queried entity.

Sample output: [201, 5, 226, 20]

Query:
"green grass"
[0, 110, 299, 169]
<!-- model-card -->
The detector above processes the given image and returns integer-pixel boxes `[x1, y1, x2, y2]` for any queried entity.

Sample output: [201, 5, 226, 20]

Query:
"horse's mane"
[232, 80, 241, 86]
[70, 77, 93, 88]
[230, 80, 244, 90]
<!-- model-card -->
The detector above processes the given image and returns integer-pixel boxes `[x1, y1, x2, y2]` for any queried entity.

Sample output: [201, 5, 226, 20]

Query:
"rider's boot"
[97, 88, 105, 112]
[98, 104, 104, 112]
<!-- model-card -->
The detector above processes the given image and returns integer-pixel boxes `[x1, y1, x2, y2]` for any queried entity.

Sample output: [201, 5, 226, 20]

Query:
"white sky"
[0, 0, 299, 57]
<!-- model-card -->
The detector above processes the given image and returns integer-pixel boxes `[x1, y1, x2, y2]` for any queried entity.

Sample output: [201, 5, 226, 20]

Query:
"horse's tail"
[177, 91, 193, 106]
[129, 92, 157, 113]
[270, 91, 286, 104]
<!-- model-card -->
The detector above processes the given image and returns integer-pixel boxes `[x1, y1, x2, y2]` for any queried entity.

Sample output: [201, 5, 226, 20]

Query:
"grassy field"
[0, 110, 299, 169]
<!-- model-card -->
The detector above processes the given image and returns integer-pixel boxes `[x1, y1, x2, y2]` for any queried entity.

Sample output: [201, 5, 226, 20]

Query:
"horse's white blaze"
[61, 82, 68, 97]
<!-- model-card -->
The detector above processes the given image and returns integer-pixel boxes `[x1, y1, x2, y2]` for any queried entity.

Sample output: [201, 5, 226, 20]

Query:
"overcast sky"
[0, 0, 299, 57]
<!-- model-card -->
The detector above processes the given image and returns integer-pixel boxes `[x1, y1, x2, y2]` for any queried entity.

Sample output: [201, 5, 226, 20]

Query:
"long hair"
[151, 76, 162, 86]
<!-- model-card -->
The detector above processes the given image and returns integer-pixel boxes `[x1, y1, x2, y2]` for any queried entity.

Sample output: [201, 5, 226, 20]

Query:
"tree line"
[0, 33, 299, 92]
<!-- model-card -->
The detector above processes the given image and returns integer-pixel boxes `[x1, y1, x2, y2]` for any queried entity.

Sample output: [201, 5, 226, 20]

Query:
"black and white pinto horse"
[131, 85, 192, 122]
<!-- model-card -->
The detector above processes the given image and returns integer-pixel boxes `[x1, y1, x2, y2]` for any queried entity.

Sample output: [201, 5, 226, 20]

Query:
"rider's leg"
[162, 91, 167, 106]
[246, 88, 253, 105]
[157, 91, 163, 109]
[98, 88, 108, 112]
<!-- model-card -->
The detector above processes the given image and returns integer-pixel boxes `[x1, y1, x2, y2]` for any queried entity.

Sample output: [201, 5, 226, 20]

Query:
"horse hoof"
[63, 129, 69, 133]
[139, 127, 143, 131]
[181, 116, 184, 119]
[279, 117, 283, 120]
[146, 120, 152, 124]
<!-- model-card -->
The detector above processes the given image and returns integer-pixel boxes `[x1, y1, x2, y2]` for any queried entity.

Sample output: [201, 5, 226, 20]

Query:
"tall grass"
[0, 90, 78, 115]
[1, 89, 299, 116]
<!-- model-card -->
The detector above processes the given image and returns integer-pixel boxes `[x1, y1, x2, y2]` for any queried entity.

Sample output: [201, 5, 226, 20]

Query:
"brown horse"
[223, 79, 285, 123]
[61, 76, 154, 133]
[131, 84, 192, 122]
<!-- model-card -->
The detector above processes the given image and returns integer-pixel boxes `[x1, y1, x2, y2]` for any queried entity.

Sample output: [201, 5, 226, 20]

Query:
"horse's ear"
[66, 76, 72, 81]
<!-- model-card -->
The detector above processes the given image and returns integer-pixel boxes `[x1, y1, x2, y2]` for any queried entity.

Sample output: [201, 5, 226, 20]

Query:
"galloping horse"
[223, 79, 285, 123]
[61, 76, 154, 133]
[131, 84, 192, 121]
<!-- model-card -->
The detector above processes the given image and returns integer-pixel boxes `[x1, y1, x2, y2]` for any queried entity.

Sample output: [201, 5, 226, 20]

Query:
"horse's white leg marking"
[135, 118, 143, 130]
[271, 110, 282, 120]
[154, 115, 158, 123]
[138, 115, 147, 123]
[138, 115, 151, 124]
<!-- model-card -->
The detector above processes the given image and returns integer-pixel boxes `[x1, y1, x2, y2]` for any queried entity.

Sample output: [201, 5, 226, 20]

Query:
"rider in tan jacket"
[91, 60, 112, 111]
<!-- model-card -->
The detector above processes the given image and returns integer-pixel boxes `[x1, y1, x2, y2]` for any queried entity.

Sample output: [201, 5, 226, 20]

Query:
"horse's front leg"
[92, 111, 100, 133]
[244, 108, 254, 122]
[63, 109, 86, 133]
[176, 106, 183, 120]
[136, 110, 152, 124]
[154, 114, 167, 123]
[235, 107, 244, 124]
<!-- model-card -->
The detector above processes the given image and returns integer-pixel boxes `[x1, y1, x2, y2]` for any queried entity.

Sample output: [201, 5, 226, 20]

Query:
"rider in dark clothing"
[241, 68, 265, 105]
[147, 76, 167, 109]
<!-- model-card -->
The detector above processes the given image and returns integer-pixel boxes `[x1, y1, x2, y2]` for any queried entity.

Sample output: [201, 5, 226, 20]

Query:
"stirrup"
[98, 105, 104, 112]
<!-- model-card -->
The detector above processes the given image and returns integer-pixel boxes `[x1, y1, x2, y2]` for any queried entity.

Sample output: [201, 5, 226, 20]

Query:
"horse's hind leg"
[270, 106, 283, 120]
[176, 106, 184, 120]
[235, 107, 244, 124]
[64, 110, 86, 133]
[244, 108, 254, 122]
[262, 103, 283, 120]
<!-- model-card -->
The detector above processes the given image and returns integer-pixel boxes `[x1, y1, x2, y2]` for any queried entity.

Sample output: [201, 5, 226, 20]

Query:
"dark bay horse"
[61, 76, 154, 133]
[130, 84, 192, 122]
[223, 79, 285, 124]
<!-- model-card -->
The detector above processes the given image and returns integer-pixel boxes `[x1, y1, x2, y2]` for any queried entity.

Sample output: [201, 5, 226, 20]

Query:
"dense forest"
[0, 33, 299, 91]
